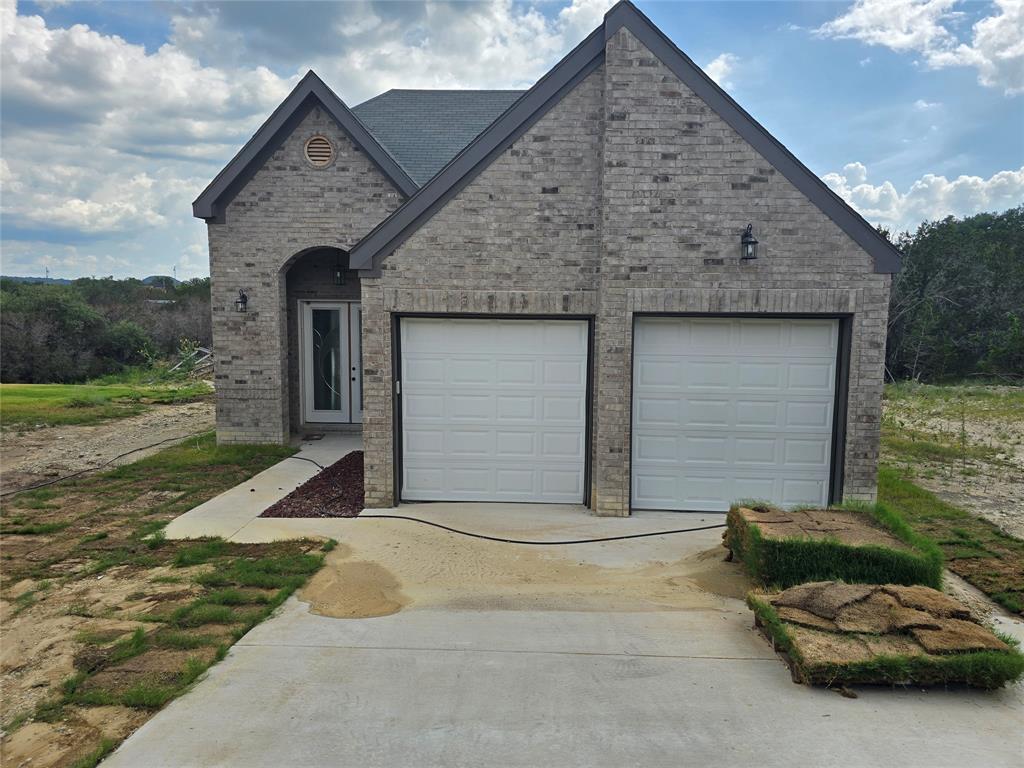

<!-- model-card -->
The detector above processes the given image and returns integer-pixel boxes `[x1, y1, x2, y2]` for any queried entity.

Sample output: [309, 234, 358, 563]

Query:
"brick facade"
[207, 106, 404, 443]
[208, 28, 891, 516]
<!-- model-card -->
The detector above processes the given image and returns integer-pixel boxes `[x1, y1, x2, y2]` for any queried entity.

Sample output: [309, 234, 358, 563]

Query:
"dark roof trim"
[192, 71, 418, 220]
[349, 27, 605, 270]
[350, 0, 900, 274]
[603, 2, 900, 273]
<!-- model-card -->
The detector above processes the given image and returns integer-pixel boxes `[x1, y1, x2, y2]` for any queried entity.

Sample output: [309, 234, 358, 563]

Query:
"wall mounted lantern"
[333, 252, 346, 286]
[740, 223, 759, 260]
[234, 289, 248, 313]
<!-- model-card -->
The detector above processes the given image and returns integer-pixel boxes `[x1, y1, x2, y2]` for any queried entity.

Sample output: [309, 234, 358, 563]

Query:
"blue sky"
[2, 0, 1022, 280]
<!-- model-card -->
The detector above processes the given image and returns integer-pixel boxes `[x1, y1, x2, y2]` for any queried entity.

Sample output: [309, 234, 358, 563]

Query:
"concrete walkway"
[165, 432, 361, 540]
[107, 503, 1023, 768]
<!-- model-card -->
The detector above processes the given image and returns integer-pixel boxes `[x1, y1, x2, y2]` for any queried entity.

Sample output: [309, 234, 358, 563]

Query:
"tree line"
[0, 277, 211, 383]
[884, 206, 1023, 382]
[1, 207, 1021, 384]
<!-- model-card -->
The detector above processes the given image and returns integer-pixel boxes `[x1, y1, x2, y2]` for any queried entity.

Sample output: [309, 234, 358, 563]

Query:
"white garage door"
[631, 317, 839, 512]
[400, 318, 588, 503]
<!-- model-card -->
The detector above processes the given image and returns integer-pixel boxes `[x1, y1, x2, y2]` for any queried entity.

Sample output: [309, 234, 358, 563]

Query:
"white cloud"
[823, 162, 1024, 231]
[817, 0, 1024, 95]
[0, 0, 617, 278]
[913, 98, 941, 109]
[704, 53, 739, 88]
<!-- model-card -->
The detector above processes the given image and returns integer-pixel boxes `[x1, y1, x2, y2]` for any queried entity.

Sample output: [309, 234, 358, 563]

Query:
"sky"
[1, 0, 1022, 280]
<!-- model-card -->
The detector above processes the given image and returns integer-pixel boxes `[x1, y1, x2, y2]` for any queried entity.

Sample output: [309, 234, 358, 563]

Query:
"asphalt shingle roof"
[352, 89, 525, 186]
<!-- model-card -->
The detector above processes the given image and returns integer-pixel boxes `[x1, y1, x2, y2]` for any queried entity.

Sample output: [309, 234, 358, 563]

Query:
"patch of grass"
[178, 657, 208, 687]
[172, 538, 230, 567]
[149, 575, 183, 584]
[75, 629, 125, 645]
[0, 381, 212, 430]
[203, 588, 270, 606]
[726, 502, 943, 589]
[109, 628, 148, 663]
[172, 602, 237, 627]
[1, 521, 70, 535]
[0, 431, 322, 767]
[877, 466, 1024, 615]
[69, 738, 118, 768]
[151, 631, 219, 650]
[119, 682, 177, 709]
[748, 595, 1024, 689]
[321, 538, 338, 552]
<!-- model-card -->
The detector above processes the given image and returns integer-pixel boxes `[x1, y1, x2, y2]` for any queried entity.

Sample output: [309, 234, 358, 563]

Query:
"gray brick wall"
[358, 32, 889, 512]
[213, 31, 891, 516]
[207, 106, 404, 443]
[591, 28, 889, 515]
[361, 66, 606, 507]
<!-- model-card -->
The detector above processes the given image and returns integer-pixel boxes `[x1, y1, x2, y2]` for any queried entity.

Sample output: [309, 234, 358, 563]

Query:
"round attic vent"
[304, 136, 334, 167]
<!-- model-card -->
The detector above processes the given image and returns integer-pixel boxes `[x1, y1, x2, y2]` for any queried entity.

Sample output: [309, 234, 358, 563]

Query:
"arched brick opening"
[282, 246, 362, 436]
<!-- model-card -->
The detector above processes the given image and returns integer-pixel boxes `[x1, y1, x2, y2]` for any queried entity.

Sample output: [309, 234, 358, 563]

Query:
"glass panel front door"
[302, 302, 361, 424]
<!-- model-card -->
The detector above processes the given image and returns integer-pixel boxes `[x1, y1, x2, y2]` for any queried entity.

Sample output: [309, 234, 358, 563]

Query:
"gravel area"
[260, 451, 364, 518]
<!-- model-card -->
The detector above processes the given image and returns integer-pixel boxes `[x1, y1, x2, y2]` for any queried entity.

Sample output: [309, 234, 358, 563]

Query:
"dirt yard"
[881, 384, 1024, 539]
[1, 401, 214, 494]
[0, 434, 326, 768]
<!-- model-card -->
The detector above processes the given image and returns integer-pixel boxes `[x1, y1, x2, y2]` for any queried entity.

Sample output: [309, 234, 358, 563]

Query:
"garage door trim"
[628, 312, 853, 511]
[393, 313, 595, 506]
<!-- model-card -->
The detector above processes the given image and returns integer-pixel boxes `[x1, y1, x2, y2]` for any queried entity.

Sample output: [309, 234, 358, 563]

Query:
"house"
[192, 1, 899, 516]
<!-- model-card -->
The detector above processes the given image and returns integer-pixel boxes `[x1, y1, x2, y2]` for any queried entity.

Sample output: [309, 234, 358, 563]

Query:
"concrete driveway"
[106, 504, 1024, 768]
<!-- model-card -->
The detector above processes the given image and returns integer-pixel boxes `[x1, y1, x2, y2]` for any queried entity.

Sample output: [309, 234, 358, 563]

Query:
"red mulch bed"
[260, 451, 364, 518]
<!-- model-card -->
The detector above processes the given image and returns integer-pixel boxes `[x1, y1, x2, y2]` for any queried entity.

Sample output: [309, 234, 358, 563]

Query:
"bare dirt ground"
[882, 392, 1024, 540]
[298, 520, 752, 621]
[0, 402, 215, 494]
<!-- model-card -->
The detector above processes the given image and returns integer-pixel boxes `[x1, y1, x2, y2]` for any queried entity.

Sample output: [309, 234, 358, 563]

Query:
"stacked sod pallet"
[729, 503, 1023, 689]
[725, 503, 942, 588]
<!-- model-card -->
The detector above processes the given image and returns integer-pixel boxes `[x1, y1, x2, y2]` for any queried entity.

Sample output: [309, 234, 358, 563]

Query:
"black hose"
[353, 514, 727, 545]
[0, 431, 206, 498]
[285, 455, 325, 470]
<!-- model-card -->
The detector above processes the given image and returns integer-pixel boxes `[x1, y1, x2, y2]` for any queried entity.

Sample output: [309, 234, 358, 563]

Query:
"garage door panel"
[786, 362, 835, 391]
[684, 399, 730, 427]
[737, 362, 782, 389]
[497, 360, 537, 386]
[784, 400, 832, 429]
[734, 437, 777, 465]
[739, 320, 784, 348]
[543, 359, 586, 387]
[542, 395, 585, 423]
[405, 394, 444, 419]
[632, 317, 838, 511]
[636, 397, 681, 427]
[404, 429, 445, 457]
[783, 438, 830, 467]
[402, 318, 587, 503]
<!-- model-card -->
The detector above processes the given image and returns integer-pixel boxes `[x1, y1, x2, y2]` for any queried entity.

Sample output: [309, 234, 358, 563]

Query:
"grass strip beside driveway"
[878, 467, 1024, 615]
[0, 433, 332, 768]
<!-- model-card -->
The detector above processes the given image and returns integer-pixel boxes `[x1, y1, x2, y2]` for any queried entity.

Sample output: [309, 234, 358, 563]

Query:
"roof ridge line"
[348, 0, 900, 274]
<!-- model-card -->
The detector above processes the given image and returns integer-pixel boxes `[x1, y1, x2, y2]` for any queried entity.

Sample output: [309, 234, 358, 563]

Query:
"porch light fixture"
[333, 252, 346, 286]
[234, 289, 248, 313]
[740, 223, 759, 261]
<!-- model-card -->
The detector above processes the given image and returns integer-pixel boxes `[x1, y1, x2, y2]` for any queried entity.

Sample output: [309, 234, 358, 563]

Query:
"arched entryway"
[282, 247, 362, 435]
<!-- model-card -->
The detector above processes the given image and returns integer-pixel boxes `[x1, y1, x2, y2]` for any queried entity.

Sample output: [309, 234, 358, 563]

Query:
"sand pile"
[749, 581, 1023, 688]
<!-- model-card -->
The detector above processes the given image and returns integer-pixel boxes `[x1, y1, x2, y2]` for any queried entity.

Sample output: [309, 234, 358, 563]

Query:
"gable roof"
[349, 0, 901, 274]
[352, 90, 525, 185]
[192, 71, 419, 220]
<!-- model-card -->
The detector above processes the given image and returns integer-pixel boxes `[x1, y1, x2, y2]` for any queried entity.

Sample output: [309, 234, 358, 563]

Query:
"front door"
[302, 302, 362, 424]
